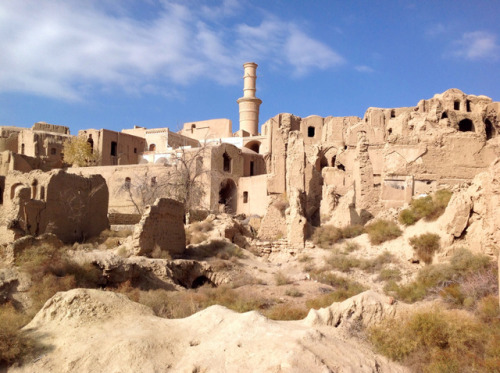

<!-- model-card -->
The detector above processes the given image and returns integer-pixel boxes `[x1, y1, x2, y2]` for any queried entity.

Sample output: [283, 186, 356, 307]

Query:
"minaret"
[237, 62, 262, 136]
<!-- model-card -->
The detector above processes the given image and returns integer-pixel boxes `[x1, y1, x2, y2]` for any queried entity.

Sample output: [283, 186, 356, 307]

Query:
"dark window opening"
[331, 155, 336, 167]
[390, 110, 395, 118]
[87, 135, 94, 153]
[124, 177, 131, 189]
[344, 145, 348, 150]
[458, 119, 474, 132]
[454, 101, 460, 110]
[191, 276, 215, 289]
[243, 191, 248, 203]
[337, 163, 345, 171]
[191, 123, 196, 134]
[149, 144, 156, 151]
[485, 119, 494, 140]
[50, 148, 56, 155]
[466, 100, 471, 112]
[250, 161, 255, 176]
[31, 180, 37, 199]
[387, 128, 393, 135]
[134, 148, 137, 154]
[110, 141, 118, 156]
[40, 186, 45, 201]
[0, 187, 3, 204]
[223, 152, 231, 172]
[21, 144, 25, 155]
[307, 126, 315, 137]
[317, 156, 328, 171]
[441, 112, 448, 119]
[150, 177, 157, 187]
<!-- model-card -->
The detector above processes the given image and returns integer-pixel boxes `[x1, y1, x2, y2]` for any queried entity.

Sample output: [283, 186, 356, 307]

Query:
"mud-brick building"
[0, 169, 109, 244]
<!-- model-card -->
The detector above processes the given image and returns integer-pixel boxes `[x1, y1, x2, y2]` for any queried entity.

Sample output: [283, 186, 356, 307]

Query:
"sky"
[1, 0, 499, 134]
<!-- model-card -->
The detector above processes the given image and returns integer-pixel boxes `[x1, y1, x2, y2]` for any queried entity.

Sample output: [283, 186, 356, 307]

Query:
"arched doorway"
[219, 179, 237, 214]
[485, 119, 495, 140]
[458, 119, 474, 132]
[244, 140, 261, 154]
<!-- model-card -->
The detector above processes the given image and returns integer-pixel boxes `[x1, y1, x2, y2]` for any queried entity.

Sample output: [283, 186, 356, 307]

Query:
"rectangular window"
[454, 101, 460, 110]
[243, 191, 248, 203]
[111, 141, 117, 156]
[250, 161, 255, 176]
[50, 148, 56, 155]
[307, 126, 315, 137]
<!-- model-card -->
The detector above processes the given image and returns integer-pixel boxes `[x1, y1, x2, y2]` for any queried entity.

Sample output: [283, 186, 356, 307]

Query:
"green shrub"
[312, 225, 343, 249]
[398, 208, 417, 226]
[409, 233, 440, 264]
[365, 219, 402, 245]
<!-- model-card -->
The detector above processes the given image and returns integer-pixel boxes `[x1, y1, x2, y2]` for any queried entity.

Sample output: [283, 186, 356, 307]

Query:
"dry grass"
[312, 224, 365, 249]
[274, 271, 292, 286]
[307, 271, 366, 307]
[184, 239, 244, 260]
[378, 268, 402, 282]
[0, 303, 38, 366]
[369, 306, 500, 372]
[365, 219, 402, 245]
[409, 233, 440, 264]
[262, 303, 308, 320]
[285, 288, 304, 297]
[185, 221, 214, 245]
[384, 248, 496, 304]
[325, 251, 396, 274]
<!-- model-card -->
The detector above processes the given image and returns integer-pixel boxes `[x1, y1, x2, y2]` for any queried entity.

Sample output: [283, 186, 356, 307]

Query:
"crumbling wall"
[0, 170, 109, 244]
[132, 198, 185, 257]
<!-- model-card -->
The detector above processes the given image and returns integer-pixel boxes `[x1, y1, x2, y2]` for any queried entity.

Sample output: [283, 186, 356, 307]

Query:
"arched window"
[31, 180, 38, 199]
[149, 144, 156, 151]
[307, 126, 315, 138]
[124, 177, 131, 190]
[40, 186, 45, 201]
[485, 119, 495, 140]
[390, 110, 396, 118]
[441, 112, 448, 119]
[454, 101, 460, 110]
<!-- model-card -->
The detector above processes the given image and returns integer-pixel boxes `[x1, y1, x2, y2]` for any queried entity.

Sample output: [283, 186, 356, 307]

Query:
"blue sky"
[1, 0, 499, 134]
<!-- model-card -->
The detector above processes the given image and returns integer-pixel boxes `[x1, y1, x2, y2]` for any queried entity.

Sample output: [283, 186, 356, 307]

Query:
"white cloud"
[451, 31, 499, 60]
[354, 65, 374, 73]
[0, 1, 345, 101]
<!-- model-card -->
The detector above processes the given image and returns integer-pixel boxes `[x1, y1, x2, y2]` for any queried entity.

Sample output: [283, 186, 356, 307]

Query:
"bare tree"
[120, 142, 212, 218]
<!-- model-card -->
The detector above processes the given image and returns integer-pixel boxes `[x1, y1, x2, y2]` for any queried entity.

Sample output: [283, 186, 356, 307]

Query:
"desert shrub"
[359, 251, 395, 272]
[185, 239, 244, 260]
[343, 241, 361, 253]
[398, 208, 417, 226]
[476, 295, 500, 322]
[385, 248, 496, 304]
[312, 225, 343, 249]
[272, 193, 289, 215]
[0, 303, 37, 366]
[400, 189, 453, 226]
[274, 271, 292, 286]
[365, 219, 402, 245]
[340, 224, 365, 238]
[308, 272, 366, 306]
[378, 268, 402, 282]
[262, 303, 308, 320]
[326, 254, 361, 272]
[285, 288, 303, 297]
[298, 254, 312, 262]
[369, 307, 500, 372]
[185, 221, 214, 245]
[409, 233, 440, 264]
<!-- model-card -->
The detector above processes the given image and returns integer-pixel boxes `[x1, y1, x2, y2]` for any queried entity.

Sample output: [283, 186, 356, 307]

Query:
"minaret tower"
[237, 62, 262, 136]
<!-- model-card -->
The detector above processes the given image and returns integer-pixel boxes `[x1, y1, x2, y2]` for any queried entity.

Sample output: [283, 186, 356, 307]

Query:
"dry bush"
[285, 288, 304, 297]
[272, 193, 289, 215]
[409, 233, 440, 264]
[298, 254, 312, 262]
[369, 307, 500, 372]
[262, 303, 308, 320]
[312, 225, 343, 249]
[385, 248, 495, 304]
[359, 251, 395, 273]
[307, 271, 366, 307]
[326, 254, 361, 272]
[340, 225, 365, 238]
[365, 219, 402, 245]
[343, 241, 361, 253]
[274, 271, 292, 286]
[0, 303, 37, 366]
[185, 221, 214, 245]
[377, 268, 402, 282]
[399, 189, 452, 226]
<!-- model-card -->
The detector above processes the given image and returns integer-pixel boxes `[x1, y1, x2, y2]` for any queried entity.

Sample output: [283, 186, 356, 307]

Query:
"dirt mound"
[13, 288, 406, 373]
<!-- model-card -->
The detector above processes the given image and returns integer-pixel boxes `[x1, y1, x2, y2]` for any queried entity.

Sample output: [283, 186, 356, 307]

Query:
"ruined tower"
[237, 62, 262, 136]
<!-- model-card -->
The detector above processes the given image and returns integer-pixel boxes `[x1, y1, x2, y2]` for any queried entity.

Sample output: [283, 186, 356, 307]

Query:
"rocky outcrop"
[13, 288, 407, 373]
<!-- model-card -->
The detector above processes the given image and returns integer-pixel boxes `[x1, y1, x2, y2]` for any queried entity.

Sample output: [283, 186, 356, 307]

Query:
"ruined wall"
[132, 198, 185, 257]
[0, 170, 108, 244]
[123, 127, 199, 153]
[237, 174, 268, 216]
